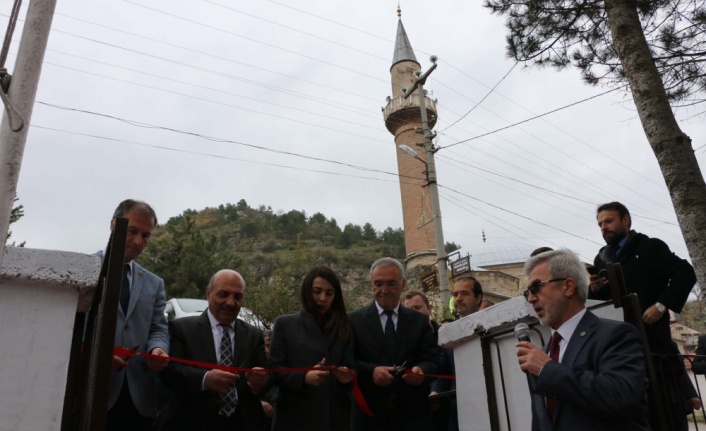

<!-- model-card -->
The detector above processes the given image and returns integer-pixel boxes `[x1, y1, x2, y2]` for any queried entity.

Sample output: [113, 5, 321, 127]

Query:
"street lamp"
[399, 56, 451, 312]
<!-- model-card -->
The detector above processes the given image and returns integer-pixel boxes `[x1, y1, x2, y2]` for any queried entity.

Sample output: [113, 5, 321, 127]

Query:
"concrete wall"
[0, 247, 100, 431]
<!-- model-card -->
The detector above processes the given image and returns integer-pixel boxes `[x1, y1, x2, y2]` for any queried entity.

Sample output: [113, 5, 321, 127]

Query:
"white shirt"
[207, 309, 236, 363]
[551, 308, 587, 363]
[201, 310, 237, 391]
[375, 301, 399, 332]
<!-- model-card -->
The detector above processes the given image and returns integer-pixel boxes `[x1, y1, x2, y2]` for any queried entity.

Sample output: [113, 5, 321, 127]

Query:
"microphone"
[515, 323, 536, 392]
[515, 323, 532, 343]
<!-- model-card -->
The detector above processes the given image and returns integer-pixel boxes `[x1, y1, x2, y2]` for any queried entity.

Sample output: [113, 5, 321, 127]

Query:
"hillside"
[138, 199, 420, 327]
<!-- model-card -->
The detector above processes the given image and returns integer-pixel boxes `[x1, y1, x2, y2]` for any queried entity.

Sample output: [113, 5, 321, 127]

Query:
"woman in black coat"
[269, 266, 355, 431]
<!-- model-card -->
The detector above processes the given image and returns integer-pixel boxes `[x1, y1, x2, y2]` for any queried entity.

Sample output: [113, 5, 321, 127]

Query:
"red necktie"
[546, 332, 562, 421]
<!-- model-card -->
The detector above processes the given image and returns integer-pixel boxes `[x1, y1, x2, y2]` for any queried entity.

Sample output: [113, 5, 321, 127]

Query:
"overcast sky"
[3, 0, 705, 267]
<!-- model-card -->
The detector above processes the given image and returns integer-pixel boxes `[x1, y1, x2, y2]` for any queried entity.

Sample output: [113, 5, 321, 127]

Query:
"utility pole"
[0, 0, 56, 268]
[402, 57, 452, 310]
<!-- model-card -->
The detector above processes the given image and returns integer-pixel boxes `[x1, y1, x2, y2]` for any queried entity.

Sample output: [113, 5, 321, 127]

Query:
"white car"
[164, 297, 264, 328]
[164, 298, 208, 320]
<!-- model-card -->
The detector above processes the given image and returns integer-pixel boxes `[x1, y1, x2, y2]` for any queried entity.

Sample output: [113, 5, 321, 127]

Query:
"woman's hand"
[332, 366, 354, 384]
[304, 357, 328, 386]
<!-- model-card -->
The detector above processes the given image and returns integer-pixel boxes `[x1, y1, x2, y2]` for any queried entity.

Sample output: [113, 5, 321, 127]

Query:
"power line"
[123, 1, 390, 84]
[438, 61, 518, 133]
[42, 54, 381, 128]
[42, 11, 382, 103]
[203, 0, 390, 63]
[41, 27, 376, 116]
[437, 154, 597, 206]
[440, 184, 604, 246]
[35, 100, 422, 181]
[41, 61, 389, 144]
[30, 9, 668, 214]
[30, 124, 415, 184]
[442, 88, 621, 149]
[437, 68, 668, 190]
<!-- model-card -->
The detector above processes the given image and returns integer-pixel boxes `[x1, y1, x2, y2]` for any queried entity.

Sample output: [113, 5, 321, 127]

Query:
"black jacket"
[268, 311, 354, 431]
[348, 302, 440, 430]
[590, 230, 695, 354]
[160, 312, 268, 431]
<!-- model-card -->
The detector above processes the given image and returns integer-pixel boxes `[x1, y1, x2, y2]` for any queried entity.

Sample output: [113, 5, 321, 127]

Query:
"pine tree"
[485, 0, 706, 290]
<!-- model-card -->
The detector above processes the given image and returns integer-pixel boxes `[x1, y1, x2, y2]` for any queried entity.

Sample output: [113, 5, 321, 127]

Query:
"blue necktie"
[384, 310, 396, 350]
[120, 263, 130, 314]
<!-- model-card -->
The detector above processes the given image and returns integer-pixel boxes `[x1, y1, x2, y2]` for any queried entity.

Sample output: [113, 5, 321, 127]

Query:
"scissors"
[392, 361, 407, 378]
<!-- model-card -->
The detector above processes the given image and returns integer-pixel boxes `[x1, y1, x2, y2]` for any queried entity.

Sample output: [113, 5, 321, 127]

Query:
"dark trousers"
[351, 406, 432, 431]
[106, 380, 153, 431]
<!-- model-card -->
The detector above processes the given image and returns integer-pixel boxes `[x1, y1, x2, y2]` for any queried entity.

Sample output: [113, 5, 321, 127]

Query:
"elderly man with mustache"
[161, 270, 269, 431]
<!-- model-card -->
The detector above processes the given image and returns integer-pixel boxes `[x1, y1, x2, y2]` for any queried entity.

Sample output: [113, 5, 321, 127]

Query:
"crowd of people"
[100, 198, 699, 431]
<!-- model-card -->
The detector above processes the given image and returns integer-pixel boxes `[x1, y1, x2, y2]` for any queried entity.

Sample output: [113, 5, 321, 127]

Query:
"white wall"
[0, 247, 99, 431]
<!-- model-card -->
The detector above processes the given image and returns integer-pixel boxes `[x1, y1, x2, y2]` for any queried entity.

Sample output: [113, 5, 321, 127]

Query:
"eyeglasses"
[523, 278, 568, 300]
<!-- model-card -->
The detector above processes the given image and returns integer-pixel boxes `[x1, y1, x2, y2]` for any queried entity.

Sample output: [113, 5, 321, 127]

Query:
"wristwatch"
[655, 302, 666, 313]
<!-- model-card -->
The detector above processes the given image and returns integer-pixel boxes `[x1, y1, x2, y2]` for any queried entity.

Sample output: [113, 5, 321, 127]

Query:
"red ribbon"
[114, 346, 375, 417]
[114, 347, 456, 417]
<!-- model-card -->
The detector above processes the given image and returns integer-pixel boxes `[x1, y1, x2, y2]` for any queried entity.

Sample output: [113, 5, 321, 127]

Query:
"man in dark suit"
[349, 257, 439, 431]
[517, 248, 650, 431]
[161, 269, 269, 431]
[106, 199, 170, 431]
[431, 276, 483, 431]
[589, 201, 696, 430]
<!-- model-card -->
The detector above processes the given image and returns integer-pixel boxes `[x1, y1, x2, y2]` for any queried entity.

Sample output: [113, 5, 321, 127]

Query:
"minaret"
[383, 7, 439, 270]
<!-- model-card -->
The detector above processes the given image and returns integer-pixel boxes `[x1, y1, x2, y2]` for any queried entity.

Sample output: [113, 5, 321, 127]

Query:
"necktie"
[384, 310, 396, 350]
[546, 331, 562, 421]
[120, 263, 130, 314]
[219, 324, 238, 416]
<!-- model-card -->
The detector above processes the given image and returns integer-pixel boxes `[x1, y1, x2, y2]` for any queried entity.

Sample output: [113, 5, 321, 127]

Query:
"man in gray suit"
[517, 249, 650, 431]
[106, 199, 169, 430]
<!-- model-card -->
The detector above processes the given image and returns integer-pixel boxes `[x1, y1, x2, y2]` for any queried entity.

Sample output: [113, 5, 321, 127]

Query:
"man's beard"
[604, 229, 627, 246]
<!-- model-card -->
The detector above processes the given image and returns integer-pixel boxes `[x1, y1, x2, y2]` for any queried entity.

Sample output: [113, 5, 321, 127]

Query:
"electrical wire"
[437, 61, 518, 133]
[442, 88, 621, 149]
[35, 100, 420, 181]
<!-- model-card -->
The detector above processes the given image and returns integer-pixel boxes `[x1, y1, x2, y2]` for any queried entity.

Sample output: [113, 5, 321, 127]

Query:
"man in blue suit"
[517, 248, 650, 431]
[106, 199, 170, 430]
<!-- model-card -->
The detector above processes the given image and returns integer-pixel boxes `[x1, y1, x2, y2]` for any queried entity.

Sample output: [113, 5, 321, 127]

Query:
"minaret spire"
[391, 8, 418, 71]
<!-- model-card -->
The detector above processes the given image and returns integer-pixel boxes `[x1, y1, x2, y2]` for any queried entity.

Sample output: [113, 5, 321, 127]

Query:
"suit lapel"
[551, 310, 597, 426]
[394, 306, 411, 356]
[197, 311, 218, 365]
[126, 262, 146, 319]
[365, 302, 390, 356]
[561, 311, 597, 366]
[232, 319, 248, 367]
[300, 311, 331, 356]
